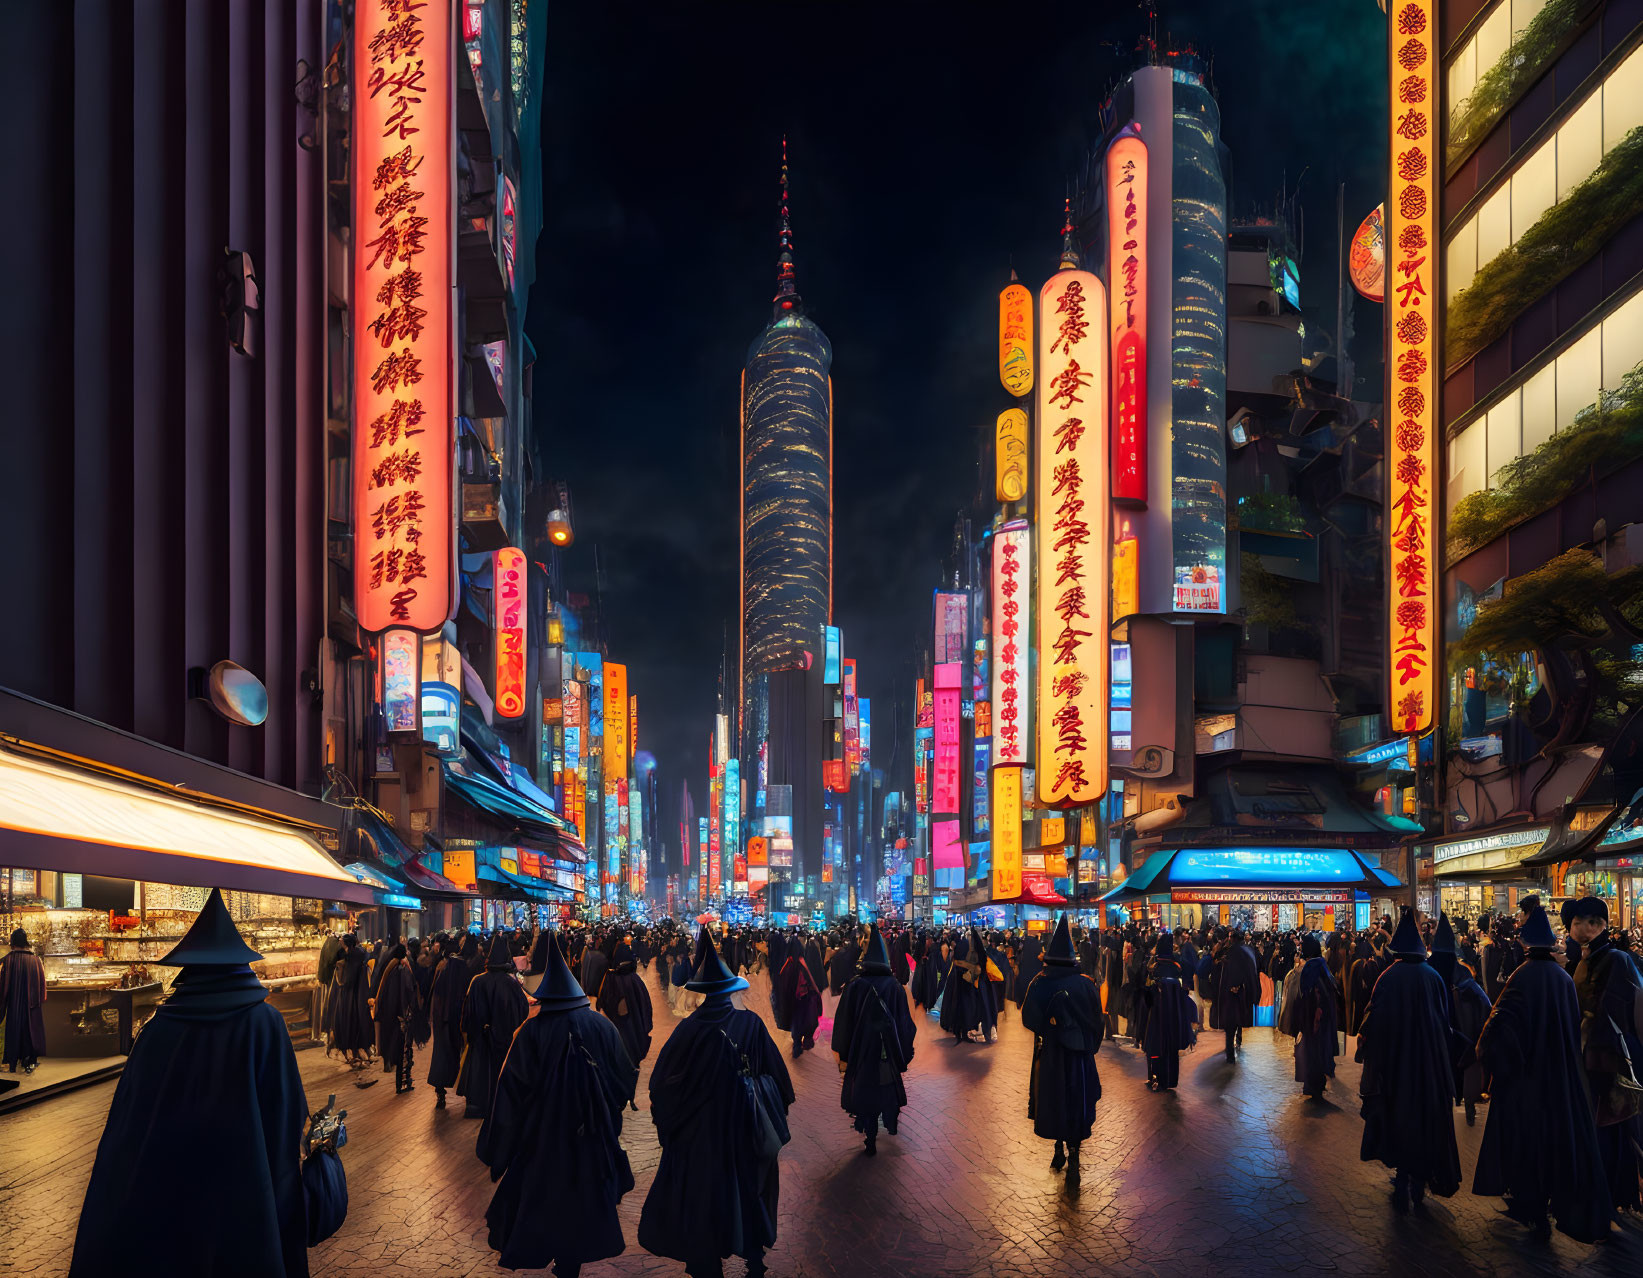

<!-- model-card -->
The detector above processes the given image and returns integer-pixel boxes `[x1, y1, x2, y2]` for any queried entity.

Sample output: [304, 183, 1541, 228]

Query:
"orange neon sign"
[992, 765, 1023, 900]
[353, 0, 454, 633]
[492, 547, 527, 718]
[998, 281, 1035, 397]
[996, 407, 1029, 503]
[605, 663, 629, 773]
[1107, 127, 1148, 507]
[1387, 0, 1437, 734]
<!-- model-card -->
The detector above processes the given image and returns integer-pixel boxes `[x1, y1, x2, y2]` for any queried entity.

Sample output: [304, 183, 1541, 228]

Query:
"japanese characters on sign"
[995, 408, 1029, 503]
[1036, 267, 1110, 807]
[1387, 0, 1436, 734]
[998, 282, 1035, 397]
[353, 0, 453, 633]
[1106, 128, 1148, 507]
[492, 547, 527, 718]
[992, 764, 1023, 900]
[990, 519, 1032, 766]
[605, 663, 629, 770]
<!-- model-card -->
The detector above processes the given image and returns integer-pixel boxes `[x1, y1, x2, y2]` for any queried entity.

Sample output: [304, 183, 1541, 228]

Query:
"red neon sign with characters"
[1107, 127, 1148, 507]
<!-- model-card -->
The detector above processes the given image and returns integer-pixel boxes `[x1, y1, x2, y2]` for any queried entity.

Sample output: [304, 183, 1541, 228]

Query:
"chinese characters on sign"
[492, 547, 527, 718]
[1035, 267, 1110, 807]
[933, 662, 961, 814]
[604, 663, 629, 770]
[998, 281, 1035, 397]
[1387, 0, 1437, 734]
[353, 0, 453, 633]
[1106, 128, 1148, 507]
[992, 764, 1023, 899]
[995, 408, 1029, 503]
[990, 520, 1032, 766]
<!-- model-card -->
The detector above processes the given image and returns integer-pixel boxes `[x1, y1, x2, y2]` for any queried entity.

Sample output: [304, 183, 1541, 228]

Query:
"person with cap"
[0, 926, 47, 1075]
[1428, 913, 1490, 1125]
[1292, 934, 1340, 1101]
[1567, 894, 1643, 1217]
[330, 934, 376, 1071]
[477, 931, 638, 1278]
[1472, 901, 1612, 1240]
[1353, 908, 1462, 1211]
[777, 931, 824, 1058]
[1207, 928, 1261, 1062]
[940, 928, 997, 1045]
[69, 890, 311, 1278]
[371, 941, 419, 1094]
[456, 932, 529, 1120]
[639, 928, 794, 1278]
[1021, 914, 1104, 1184]
[831, 923, 917, 1154]
[1139, 930, 1196, 1093]
[596, 939, 655, 1082]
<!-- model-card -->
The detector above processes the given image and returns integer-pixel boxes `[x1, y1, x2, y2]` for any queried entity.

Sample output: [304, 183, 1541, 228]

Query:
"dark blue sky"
[526, 0, 1389, 854]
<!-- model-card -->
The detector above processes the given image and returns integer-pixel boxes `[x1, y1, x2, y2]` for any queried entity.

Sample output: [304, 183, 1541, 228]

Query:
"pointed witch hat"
[484, 931, 513, 968]
[1388, 907, 1427, 959]
[859, 923, 891, 973]
[158, 888, 263, 966]
[1430, 912, 1459, 955]
[530, 931, 590, 1011]
[1519, 903, 1558, 950]
[685, 926, 749, 995]
[1043, 913, 1079, 966]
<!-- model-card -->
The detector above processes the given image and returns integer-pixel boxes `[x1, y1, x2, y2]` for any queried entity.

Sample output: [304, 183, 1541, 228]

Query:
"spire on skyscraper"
[774, 135, 802, 316]
[1058, 196, 1080, 271]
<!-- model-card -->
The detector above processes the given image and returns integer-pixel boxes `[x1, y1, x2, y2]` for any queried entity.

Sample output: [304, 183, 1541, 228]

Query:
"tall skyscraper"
[740, 140, 833, 703]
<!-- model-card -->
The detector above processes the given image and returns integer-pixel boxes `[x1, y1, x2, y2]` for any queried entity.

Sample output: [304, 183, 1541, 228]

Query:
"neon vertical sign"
[492, 547, 526, 718]
[1107, 126, 1148, 507]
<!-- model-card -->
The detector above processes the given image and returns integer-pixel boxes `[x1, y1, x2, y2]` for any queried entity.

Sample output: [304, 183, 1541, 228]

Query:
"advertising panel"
[998, 280, 1035, 396]
[932, 818, 964, 871]
[824, 625, 842, 684]
[1107, 127, 1148, 506]
[492, 547, 527, 718]
[990, 519, 1031, 765]
[1350, 203, 1386, 303]
[973, 739, 991, 834]
[995, 407, 1029, 503]
[843, 659, 860, 770]
[933, 592, 968, 664]
[725, 757, 742, 884]
[933, 662, 961, 814]
[605, 663, 629, 771]
[992, 765, 1023, 899]
[381, 628, 419, 733]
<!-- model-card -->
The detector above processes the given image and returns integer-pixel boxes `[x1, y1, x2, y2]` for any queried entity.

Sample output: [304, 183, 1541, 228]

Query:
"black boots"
[1050, 1141, 1067, 1171]
[434, 1086, 446, 1109]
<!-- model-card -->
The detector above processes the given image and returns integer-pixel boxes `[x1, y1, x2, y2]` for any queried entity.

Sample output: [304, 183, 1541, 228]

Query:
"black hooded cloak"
[457, 951, 529, 1119]
[831, 956, 916, 1136]
[595, 943, 655, 1067]
[1021, 958, 1103, 1142]
[330, 942, 374, 1054]
[777, 948, 823, 1045]
[426, 950, 471, 1089]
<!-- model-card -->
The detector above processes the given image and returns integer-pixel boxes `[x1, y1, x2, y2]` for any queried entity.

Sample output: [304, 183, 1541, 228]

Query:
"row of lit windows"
[1446, 44, 1643, 303]
[1448, 285, 1643, 509]
[1446, 0, 1548, 133]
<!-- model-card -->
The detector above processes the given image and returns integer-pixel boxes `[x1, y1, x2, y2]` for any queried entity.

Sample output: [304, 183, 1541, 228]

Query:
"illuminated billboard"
[352, 0, 453, 633]
[998, 280, 1034, 396]
[1350, 204, 1386, 303]
[605, 663, 629, 772]
[824, 625, 842, 684]
[933, 662, 961, 814]
[992, 765, 1022, 899]
[1036, 265, 1109, 807]
[843, 659, 860, 770]
[933, 592, 967, 664]
[995, 408, 1029, 503]
[1387, 0, 1437, 734]
[991, 519, 1031, 766]
[492, 548, 527, 718]
[1107, 127, 1148, 507]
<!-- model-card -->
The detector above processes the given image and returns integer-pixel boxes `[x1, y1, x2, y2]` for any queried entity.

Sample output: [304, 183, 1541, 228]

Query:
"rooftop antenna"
[773, 135, 801, 317]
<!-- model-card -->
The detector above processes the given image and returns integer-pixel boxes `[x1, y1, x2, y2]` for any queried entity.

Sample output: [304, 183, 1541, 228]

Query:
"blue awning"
[1099, 846, 1403, 903]
[341, 859, 422, 910]
[477, 861, 579, 904]
[443, 753, 585, 861]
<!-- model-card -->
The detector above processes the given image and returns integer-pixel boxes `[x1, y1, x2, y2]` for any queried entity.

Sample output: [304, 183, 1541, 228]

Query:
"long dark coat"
[1448, 967, 1490, 1104]
[1573, 933, 1643, 1214]
[457, 969, 529, 1119]
[778, 953, 823, 1042]
[426, 955, 470, 1088]
[939, 937, 995, 1038]
[639, 1001, 795, 1268]
[910, 936, 938, 1009]
[596, 958, 655, 1067]
[891, 932, 912, 985]
[1294, 956, 1340, 1091]
[0, 945, 47, 1067]
[1022, 965, 1103, 1142]
[477, 1004, 639, 1270]
[1208, 943, 1260, 1031]
[828, 939, 859, 995]
[330, 946, 374, 1054]
[69, 967, 308, 1278]
[1139, 958, 1197, 1089]
[1355, 958, 1462, 1195]
[372, 956, 416, 1069]
[1474, 953, 1611, 1241]
[831, 968, 916, 1135]
[1012, 937, 1044, 1009]
[1347, 952, 1391, 1036]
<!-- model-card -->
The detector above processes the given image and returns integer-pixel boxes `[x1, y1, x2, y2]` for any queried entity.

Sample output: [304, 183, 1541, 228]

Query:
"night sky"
[526, 0, 1389, 858]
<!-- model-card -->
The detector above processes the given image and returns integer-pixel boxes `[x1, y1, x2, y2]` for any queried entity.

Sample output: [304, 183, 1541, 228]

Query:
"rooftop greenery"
[1446, 0, 1582, 165]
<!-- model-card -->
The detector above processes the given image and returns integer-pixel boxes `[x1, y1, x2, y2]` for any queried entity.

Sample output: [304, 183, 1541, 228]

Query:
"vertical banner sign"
[933, 662, 962, 813]
[708, 765, 721, 888]
[991, 519, 1032, 765]
[1387, 0, 1437, 734]
[353, 0, 453, 633]
[992, 765, 1023, 899]
[843, 659, 860, 769]
[998, 281, 1035, 397]
[1107, 127, 1148, 507]
[933, 592, 968, 664]
[698, 816, 709, 886]
[824, 625, 842, 684]
[725, 757, 742, 886]
[1036, 266, 1110, 807]
[629, 695, 639, 754]
[605, 663, 629, 772]
[492, 547, 527, 717]
[381, 629, 420, 732]
[859, 697, 872, 766]
[995, 408, 1029, 503]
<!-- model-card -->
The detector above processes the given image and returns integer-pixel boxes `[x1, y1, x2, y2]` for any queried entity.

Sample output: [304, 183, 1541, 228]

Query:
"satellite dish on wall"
[189, 660, 270, 727]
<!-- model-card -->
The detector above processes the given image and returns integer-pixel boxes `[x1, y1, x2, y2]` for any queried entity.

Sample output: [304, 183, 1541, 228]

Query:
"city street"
[7, 963, 1640, 1278]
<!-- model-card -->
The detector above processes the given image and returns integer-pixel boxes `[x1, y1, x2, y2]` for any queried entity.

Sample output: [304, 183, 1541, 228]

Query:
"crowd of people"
[48, 890, 1643, 1276]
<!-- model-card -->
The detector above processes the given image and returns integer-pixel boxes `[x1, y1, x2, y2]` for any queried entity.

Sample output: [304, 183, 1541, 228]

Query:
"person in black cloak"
[1293, 934, 1340, 1101]
[331, 934, 375, 1070]
[891, 928, 912, 988]
[579, 932, 612, 999]
[477, 932, 638, 1277]
[828, 929, 859, 996]
[940, 929, 998, 1044]
[1022, 915, 1103, 1184]
[1209, 928, 1261, 1061]
[1567, 894, 1643, 1217]
[639, 929, 794, 1278]
[910, 932, 936, 1010]
[69, 889, 309, 1278]
[1429, 913, 1490, 1125]
[802, 931, 826, 994]
[1473, 902, 1612, 1241]
[427, 934, 472, 1109]
[1013, 932, 1044, 1010]
[1, 927, 47, 1073]
[1347, 931, 1392, 1039]
[457, 933, 529, 1120]
[372, 941, 418, 1093]
[1354, 909, 1462, 1211]
[985, 932, 1015, 1026]
[596, 940, 655, 1084]
[831, 924, 917, 1154]
[527, 926, 553, 977]
[366, 936, 389, 1002]
[778, 933, 824, 1057]
[1140, 931, 1196, 1092]
[406, 937, 434, 1050]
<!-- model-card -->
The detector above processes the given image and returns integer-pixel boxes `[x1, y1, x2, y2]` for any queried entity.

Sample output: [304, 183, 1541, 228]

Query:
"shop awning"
[1099, 846, 1402, 904]
[0, 746, 373, 904]
[341, 802, 472, 898]
[341, 860, 422, 911]
[477, 861, 580, 904]
[992, 872, 1068, 907]
[443, 755, 586, 862]
[1519, 805, 1619, 869]
[1427, 824, 1553, 878]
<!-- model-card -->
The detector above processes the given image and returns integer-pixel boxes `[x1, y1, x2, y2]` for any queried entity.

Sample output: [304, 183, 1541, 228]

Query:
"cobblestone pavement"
[6, 964, 1642, 1277]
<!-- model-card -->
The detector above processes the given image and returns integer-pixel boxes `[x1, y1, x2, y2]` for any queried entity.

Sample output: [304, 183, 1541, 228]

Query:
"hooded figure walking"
[69, 890, 310, 1278]
[1429, 913, 1490, 1124]
[330, 934, 375, 1070]
[1471, 902, 1611, 1241]
[777, 935, 823, 1058]
[831, 924, 916, 1154]
[427, 935, 472, 1109]
[0, 927, 47, 1074]
[940, 929, 998, 1044]
[477, 932, 638, 1278]
[596, 940, 655, 1079]
[1566, 895, 1643, 1218]
[371, 942, 418, 1094]
[1139, 931, 1196, 1092]
[1021, 915, 1103, 1184]
[457, 933, 529, 1120]
[640, 930, 794, 1278]
[1354, 909, 1462, 1211]
[1292, 934, 1340, 1100]
[1208, 929, 1260, 1061]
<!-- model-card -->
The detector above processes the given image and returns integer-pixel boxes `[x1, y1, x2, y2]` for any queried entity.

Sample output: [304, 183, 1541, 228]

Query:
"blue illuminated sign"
[824, 626, 842, 685]
[1168, 848, 1359, 885]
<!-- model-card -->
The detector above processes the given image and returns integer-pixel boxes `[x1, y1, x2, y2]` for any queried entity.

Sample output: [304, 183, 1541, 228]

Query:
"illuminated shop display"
[991, 520, 1031, 766]
[1106, 126, 1148, 507]
[492, 547, 527, 718]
